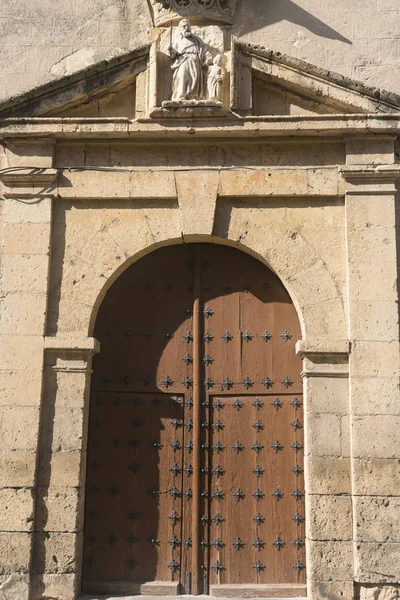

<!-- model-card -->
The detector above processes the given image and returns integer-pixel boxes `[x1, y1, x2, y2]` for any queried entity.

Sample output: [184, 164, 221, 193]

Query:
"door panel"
[83, 244, 305, 594]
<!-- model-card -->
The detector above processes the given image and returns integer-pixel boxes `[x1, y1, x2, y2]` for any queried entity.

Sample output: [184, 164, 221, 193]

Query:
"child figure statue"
[207, 54, 225, 102]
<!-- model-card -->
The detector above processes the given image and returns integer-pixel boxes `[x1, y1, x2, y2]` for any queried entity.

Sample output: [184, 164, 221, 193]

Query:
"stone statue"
[207, 53, 225, 102]
[169, 19, 213, 101]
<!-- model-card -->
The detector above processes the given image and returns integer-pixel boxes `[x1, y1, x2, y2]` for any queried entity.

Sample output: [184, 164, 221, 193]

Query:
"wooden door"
[82, 244, 305, 597]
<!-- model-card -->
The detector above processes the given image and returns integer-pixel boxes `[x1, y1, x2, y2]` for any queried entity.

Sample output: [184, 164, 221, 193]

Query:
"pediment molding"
[231, 40, 400, 115]
[148, 0, 240, 26]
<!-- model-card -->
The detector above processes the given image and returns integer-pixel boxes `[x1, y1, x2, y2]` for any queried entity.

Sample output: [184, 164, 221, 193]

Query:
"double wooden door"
[83, 244, 305, 596]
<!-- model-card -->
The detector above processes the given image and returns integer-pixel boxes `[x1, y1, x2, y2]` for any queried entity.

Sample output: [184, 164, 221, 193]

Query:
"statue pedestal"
[150, 100, 228, 118]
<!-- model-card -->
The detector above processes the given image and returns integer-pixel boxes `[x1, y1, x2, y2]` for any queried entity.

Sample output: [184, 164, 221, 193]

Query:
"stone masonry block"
[304, 375, 349, 415]
[359, 585, 400, 600]
[308, 541, 354, 582]
[31, 574, 76, 600]
[44, 369, 88, 408]
[0, 451, 36, 487]
[0, 573, 30, 600]
[349, 299, 399, 342]
[37, 452, 84, 488]
[355, 542, 400, 582]
[1, 254, 50, 294]
[2, 223, 51, 255]
[307, 457, 351, 495]
[0, 488, 34, 532]
[308, 581, 355, 600]
[32, 532, 78, 575]
[352, 415, 400, 459]
[36, 487, 83, 533]
[353, 458, 400, 496]
[0, 533, 31, 575]
[354, 496, 400, 543]
[307, 495, 352, 541]
[351, 341, 400, 379]
[0, 406, 40, 451]
[306, 413, 342, 457]
[0, 336, 44, 371]
[0, 369, 43, 406]
[40, 407, 85, 453]
[0, 293, 47, 336]
[3, 197, 51, 224]
[350, 377, 400, 416]
[346, 195, 397, 229]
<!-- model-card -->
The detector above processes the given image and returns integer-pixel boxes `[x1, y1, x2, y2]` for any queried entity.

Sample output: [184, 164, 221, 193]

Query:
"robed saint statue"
[169, 19, 213, 101]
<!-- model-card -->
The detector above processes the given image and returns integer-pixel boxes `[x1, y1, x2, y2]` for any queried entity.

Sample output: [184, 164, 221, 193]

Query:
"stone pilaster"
[342, 137, 400, 598]
[297, 341, 353, 600]
[31, 337, 99, 600]
[0, 143, 57, 599]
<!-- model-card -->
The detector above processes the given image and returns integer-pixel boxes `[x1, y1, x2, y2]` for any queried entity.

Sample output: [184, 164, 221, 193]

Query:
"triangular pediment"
[0, 45, 150, 119]
[232, 40, 400, 116]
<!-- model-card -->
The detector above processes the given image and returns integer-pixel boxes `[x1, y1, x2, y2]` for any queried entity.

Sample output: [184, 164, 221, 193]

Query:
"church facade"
[0, 2, 399, 600]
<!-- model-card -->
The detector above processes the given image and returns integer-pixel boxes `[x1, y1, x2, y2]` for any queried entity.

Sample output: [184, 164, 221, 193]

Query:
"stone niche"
[147, 0, 241, 26]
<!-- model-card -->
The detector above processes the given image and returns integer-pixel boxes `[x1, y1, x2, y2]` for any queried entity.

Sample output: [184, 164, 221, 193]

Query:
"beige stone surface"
[0, 293, 47, 336]
[0, 406, 40, 451]
[307, 457, 352, 495]
[305, 376, 349, 415]
[0, 573, 30, 600]
[352, 415, 400, 459]
[0, 451, 36, 487]
[1, 254, 50, 294]
[308, 581, 355, 599]
[40, 406, 85, 453]
[350, 377, 400, 416]
[2, 223, 51, 255]
[359, 585, 400, 600]
[175, 170, 219, 238]
[0, 533, 31, 575]
[307, 495, 352, 541]
[31, 573, 76, 600]
[32, 532, 78, 574]
[354, 496, 400, 543]
[308, 541, 354, 581]
[36, 487, 83, 532]
[2, 197, 51, 224]
[353, 458, 400, 497]
[0, 488, 34, 532]
[306, 413, 342, 457]
[0, 369, 43, 406]
[0, 336, 43, 370]
[355, 542, 400, 582]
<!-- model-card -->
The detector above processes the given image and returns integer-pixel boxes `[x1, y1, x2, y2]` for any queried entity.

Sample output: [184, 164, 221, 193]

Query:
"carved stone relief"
[148, 0, 240, 26]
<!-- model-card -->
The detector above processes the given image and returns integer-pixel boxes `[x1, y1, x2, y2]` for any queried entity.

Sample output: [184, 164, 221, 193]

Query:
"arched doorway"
[82, 243, 306, 597]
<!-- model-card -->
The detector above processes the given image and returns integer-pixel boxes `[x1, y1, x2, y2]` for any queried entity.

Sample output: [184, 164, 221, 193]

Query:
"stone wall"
[1, 0, 400, 102]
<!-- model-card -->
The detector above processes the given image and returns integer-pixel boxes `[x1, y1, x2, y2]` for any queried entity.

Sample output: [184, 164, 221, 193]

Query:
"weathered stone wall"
[1, 0, 400, 102]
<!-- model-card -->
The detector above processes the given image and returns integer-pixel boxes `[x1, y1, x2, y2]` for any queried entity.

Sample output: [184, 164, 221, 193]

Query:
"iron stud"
[211, 465, 225, 478]
[203, 307, 214, 318]
[125, 329, 134, 338]
[201, 490, 208, 498]
[253, 560, 265, 573]
[281, 329, 292, 342]
[168, 511, 180, 525]
[87, 535, 96, 544]
[162, 376, 173, 388]
[233, 488, 245, 501]
[152, 397, 163, 407]
[129, 464, 141, 474]
[184, 489, 193, 500]
[185, 441, 193, 453]
[182, 331, 193, 343]
[292, 512, 305, 525]
[203, 354, 214, 366]
[232, 537, 244, 550]
[185, 464, 193, 475]
[183, 353, 193, 365]
[213, 399, 225, 411]
[201, 422, 209, 429]
[89, 510, 98, 520]
[290, 441, 303, 453]
[272, 488, 284, 501]
[212, 489, 224, 501]
[252, 488, 265, 502]
[242, 283, 251, 293]
[150, 488, 160, 496]
[292, 464, 304, 476]
[128, 511, 139, 520]
[201, 515, 209, 525]
[253, 398, 264, 410]
[184, 307, 193, 316]
[223, 283, 232, 293]
[261, 330, 272, 342]
[252, 536, 265, 551]
[271, 440, 283, 452]
[261, 376, 273, 389]
[229, 440, 243, 454]
[185, 419, 193, 431]
[222, 377, 233, 390]
[186, 397, 194, 409]
[213, 441, 225, 454]
[144, 329, 152, 339]
[128, 558, 138, 569]
[132, 396, 141, 406]
[252, 419, 264, 432]
[128, 536, 138, 545]
[132, 418, 143, 428]
[110, 485, 120, 497]
[164, 332, 174, 341]
[181, 376, 193, 389]
[291, 489, 304, 501]
[203, 331, 214, 343]
[184, 537, 192, 550]
[170, 440, 181, 452]
[243, 376, 254, 389]
[212, 538, 225, 549]
[251, 441, 264, 454]
[222, 331, 233, 343]
[92, 461, 100, 472]
[95, 395, 103, 406]
[252, 464, 265, 477]
[212, 420, 224, 431]
[272, 398, 283, 410]
[290, 419, 303, 431]
[212, 513, 225, 525]
[201, 538, 208, 548]
[293, 560, 305, 572]
[292, 537, 305, 550]
[170, 419, 182, 430]
[273, 537, 285, 551]
[241, 330, 253, 342]
[211, 561, 224, 573]
[168, 535, 180, 549]
[204, 377, 215, 389]
[149, 537, 160, 546]
[122, 375, 132, 386]
[88, 557, 96, 568]
[282, 376, 293, 389]
[169, 487, 181, 499]
[168, 560, 180, 572]
[253, 513, 265, 525]
[185, 283, 194, 292]
[291, 397, 303, 410]
[233, 399, 243, 411]
[170, 463, 181, 476]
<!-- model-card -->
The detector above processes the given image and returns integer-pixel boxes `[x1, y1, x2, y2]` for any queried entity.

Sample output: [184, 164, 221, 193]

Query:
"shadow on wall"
[234, 0, 352, 45]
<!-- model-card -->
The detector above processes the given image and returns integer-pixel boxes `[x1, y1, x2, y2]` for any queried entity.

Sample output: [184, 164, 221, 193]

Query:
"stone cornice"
[0, 115, 399, 141]
[340, 165, 400, 182]
[44, 337, 100, 355]
[0, 167, 58, 197]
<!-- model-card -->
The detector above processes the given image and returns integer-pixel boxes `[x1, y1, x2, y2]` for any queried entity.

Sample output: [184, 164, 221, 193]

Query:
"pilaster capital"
[44, 337, 100, 373]
[339, 165, 400, 195]
[0, 167, 58, 198]
[296, 339, 350, 378]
